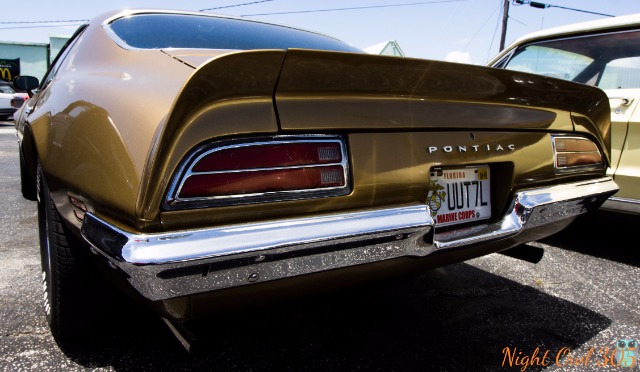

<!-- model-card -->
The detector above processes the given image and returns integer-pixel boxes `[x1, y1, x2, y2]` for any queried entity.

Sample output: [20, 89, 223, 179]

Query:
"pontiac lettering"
[427, 144, 515, 154]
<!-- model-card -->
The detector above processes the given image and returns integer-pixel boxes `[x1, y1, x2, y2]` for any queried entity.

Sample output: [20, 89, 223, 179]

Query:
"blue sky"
[2, 0, 640, 65]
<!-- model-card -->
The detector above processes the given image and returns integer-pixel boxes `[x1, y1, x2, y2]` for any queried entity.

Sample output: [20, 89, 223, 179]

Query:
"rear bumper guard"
[81, 177, 618, 301]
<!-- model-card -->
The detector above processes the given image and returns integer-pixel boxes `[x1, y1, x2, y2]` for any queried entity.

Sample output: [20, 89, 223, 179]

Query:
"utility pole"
[499, 0, 511, 52]
[499, 0, 510, 51]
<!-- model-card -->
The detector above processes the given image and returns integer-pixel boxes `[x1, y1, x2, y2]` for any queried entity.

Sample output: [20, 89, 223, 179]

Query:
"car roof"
[507, 13, 640, 46]
[487, 13, 640, 66]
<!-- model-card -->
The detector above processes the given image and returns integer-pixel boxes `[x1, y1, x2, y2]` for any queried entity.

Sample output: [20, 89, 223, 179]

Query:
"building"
[0, 35, 70, 82]
[364, 40, 405, 57]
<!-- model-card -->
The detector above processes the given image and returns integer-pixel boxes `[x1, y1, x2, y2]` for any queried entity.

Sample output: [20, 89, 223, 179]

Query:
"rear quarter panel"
[27, 20, 192, 227]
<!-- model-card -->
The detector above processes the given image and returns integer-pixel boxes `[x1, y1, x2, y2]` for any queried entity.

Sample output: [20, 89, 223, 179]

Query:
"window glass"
[0, 85, 15, 94]
[600, 57, 640, 89]
[109, 14, 362, 53]
[504, 45, 593, 80]
[501, 30, 640, 89]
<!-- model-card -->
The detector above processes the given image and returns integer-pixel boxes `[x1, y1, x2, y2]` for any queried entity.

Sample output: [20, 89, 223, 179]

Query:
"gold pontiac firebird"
[14, 9, 618, 347]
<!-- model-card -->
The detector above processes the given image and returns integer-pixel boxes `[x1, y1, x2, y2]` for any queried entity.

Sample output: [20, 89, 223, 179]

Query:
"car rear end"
[80, 47, 617, 320]
[14, 9, 618, 350]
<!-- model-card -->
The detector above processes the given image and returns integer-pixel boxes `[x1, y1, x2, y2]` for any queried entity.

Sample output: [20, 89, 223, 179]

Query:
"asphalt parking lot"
[0, 121, 638, 371]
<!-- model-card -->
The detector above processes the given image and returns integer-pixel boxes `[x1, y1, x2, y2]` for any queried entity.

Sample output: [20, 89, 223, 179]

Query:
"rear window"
[502, 45, 593, 81]
[108, 13, 362, 53]
[500, 30, 640, 89]
[600, 56, 640, 89]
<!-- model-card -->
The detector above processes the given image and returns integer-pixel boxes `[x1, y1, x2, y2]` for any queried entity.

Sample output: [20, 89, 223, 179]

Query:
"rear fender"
[138, 50, 286, 223]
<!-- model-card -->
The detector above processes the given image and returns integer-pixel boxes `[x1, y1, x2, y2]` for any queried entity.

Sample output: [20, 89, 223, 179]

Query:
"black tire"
[37, 164, 96, 345]
[19, 151, 37, 201]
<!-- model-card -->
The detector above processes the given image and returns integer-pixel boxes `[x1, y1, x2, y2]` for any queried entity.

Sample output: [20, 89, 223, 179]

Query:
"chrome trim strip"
[606, 196, 640, 204]
[81, 177, 618, 301]
[600, 196, 640, 214]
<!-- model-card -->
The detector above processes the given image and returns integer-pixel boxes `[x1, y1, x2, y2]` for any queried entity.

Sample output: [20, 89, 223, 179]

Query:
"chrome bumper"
[81, 177, 618, 302]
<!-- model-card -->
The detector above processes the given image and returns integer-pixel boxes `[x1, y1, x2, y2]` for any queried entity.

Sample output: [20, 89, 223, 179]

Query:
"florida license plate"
[427, 166, 491, 227]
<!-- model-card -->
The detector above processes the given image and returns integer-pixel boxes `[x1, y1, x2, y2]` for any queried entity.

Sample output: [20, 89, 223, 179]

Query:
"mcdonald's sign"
[0, 68, 12, 81]
[0, 58, 20, 82]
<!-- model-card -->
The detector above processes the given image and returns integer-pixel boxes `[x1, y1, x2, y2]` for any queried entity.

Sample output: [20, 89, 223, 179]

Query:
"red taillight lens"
[180, 165, 345, 197]
[11, 98, 23, 108]
[193, 142, 342, 171]
[171, 138, 349, 205]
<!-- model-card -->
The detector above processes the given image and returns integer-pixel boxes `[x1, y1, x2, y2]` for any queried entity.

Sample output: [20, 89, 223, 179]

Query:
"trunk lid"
[274, 49, 610, 137]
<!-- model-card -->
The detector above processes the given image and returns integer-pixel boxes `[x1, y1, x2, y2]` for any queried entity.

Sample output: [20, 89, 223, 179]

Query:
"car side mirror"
[13, 76, 40, 98]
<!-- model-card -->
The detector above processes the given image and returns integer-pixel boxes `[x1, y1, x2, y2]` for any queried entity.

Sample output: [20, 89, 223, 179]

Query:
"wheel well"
[21, 126, 38, 186]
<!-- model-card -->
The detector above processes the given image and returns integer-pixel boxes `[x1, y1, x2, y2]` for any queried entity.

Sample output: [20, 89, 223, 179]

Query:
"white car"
[488, 13, 640, 214]
[0, 81, 28, 121]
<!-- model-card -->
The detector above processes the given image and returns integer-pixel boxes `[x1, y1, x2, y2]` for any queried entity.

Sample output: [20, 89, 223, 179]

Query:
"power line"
[200, 0, 275, 12]
[462, 1, 500, 52]
[0, 25, 84, 30]
[0, 0, 277, 29]
[0, 20, 88, 25]
[512, 0, 613, 17]
[0, 1, 468, 30]
[487, 0, 503, 62]
[239, 0, 467, 17]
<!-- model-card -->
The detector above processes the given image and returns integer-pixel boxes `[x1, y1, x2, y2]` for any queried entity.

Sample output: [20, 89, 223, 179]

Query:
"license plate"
[427, 166, 491, 227]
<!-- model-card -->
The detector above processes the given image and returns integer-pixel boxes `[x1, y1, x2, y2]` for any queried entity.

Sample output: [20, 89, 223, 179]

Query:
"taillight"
[165, 137, 350, 208]
[192, 142, 342, 171]
[11, 97, 24, 109]
[552, 136, 604, 172]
